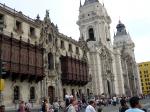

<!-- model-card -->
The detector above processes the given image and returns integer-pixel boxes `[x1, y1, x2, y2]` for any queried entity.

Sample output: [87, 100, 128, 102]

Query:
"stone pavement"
[78, 98, 150, 112]
[102, 98, 150, 112]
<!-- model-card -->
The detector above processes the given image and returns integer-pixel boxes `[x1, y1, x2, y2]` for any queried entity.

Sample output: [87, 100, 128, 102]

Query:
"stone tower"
[77, 0, 116, 97]
[113, 20, 142, 96]
[77, 0, 111, 47]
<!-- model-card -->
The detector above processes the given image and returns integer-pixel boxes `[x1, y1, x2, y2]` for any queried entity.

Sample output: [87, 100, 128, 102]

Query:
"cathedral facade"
[0, 0, 142, 110]
[77, 0, 142, 97]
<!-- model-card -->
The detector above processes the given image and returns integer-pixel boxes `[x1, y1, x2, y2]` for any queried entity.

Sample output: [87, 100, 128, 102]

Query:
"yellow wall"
[138, 61, 150, 95]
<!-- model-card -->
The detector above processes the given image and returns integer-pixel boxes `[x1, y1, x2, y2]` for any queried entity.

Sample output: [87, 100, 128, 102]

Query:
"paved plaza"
[102, 98, 150, 112]
[77, 98, 150, 112]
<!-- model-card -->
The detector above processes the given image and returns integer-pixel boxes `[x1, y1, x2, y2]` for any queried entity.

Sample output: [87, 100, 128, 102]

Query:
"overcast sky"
[1, 0, 150, 63]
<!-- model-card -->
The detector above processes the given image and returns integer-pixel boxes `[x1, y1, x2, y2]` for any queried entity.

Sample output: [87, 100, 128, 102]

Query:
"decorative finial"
[46, 10, 49, 18]
[80, 0, 82, 7]
[36, 14, 40, 20]
[119, 16, 121, 24]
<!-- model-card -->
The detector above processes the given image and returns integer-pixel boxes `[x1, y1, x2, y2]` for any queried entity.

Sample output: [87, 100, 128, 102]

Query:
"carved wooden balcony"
[0, 33, 44, 82]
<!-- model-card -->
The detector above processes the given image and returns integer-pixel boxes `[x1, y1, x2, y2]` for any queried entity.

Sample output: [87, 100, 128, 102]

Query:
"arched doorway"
[48, 86, 55, 104]
[107, 80, 111, 97]
[30, 87, 35, 100]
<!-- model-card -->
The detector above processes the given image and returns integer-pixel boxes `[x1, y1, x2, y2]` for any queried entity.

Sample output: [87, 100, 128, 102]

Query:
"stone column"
[110, 75, 115, 96]
[102, 75, 107, 97]
[124, 61, 132, 96]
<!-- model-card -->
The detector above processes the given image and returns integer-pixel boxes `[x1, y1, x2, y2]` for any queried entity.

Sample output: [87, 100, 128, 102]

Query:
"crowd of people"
[0, 94, 149, 112]
[39, 94, 148, 112]
[17, 100, 32, 112]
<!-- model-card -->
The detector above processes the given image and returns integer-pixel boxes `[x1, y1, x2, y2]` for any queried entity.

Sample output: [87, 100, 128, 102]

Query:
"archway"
[88, 28, 95, 41]
[107, 80, 111, 97]
[48, 86, 55, 104]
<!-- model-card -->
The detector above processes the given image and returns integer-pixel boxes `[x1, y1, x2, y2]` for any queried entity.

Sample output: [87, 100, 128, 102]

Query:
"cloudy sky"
[1, 0, 150, 63]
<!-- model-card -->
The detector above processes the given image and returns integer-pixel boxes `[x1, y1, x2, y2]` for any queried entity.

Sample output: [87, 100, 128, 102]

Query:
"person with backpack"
[119, 98, 129, 112]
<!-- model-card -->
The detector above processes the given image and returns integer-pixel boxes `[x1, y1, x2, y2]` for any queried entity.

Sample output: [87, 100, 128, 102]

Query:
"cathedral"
[0, 0, 142, 110]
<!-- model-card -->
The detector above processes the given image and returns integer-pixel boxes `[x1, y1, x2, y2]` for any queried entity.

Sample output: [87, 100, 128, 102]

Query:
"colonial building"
[138, 62, 150, 95]
[0, 0, 142, 110]
[0, 3, 44, 109]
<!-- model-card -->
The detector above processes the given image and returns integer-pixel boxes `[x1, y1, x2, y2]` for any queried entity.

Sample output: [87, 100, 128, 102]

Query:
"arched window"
[88, 28, 95, 41]
[30, 87, 35, 100]
[48, 34, 52, 42]
[14, 86, 20, 100]
[48, 53, 54, 70]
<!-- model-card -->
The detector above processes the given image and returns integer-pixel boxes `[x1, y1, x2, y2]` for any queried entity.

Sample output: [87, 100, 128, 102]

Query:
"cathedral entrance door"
[107, 80, 111, 97]
[48, 86, 55, 104]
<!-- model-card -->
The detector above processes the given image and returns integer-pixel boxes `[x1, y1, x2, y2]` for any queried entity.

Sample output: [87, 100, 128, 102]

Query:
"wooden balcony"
[60, 56, 89, 86]
[0, 33, 44, 82]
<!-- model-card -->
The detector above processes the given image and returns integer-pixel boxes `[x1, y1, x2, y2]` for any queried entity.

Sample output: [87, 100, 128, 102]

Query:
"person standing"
[66, 98, 77, 112]
[18, 101, 26, 112]
[0, 105, 5, 112]
[125, 96, 145, 112]
[42, 98, 51, 112]
[112, 96, 117, 106]
[25, 100, 32, 112]
[119, 98, 129, 112]
[53, 99, 60, 112]
[85, 100, 96, 112]
[65, 93, 70, 107]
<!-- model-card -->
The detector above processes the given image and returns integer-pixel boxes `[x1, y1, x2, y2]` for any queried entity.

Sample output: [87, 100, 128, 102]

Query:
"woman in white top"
[85, 100, 96, 112]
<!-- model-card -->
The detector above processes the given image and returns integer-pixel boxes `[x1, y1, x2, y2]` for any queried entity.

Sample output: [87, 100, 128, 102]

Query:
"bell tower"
[77, 0, 115, 96]
[77, 0, 111, 47]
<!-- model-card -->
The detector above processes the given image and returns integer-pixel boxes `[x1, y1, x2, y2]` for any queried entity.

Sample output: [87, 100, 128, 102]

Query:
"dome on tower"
[115, 20, 127, 36]
[116, 20, 125, 32]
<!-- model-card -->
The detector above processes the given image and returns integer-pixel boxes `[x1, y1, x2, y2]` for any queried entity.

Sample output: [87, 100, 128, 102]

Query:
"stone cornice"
[78, 15, 111, 25]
